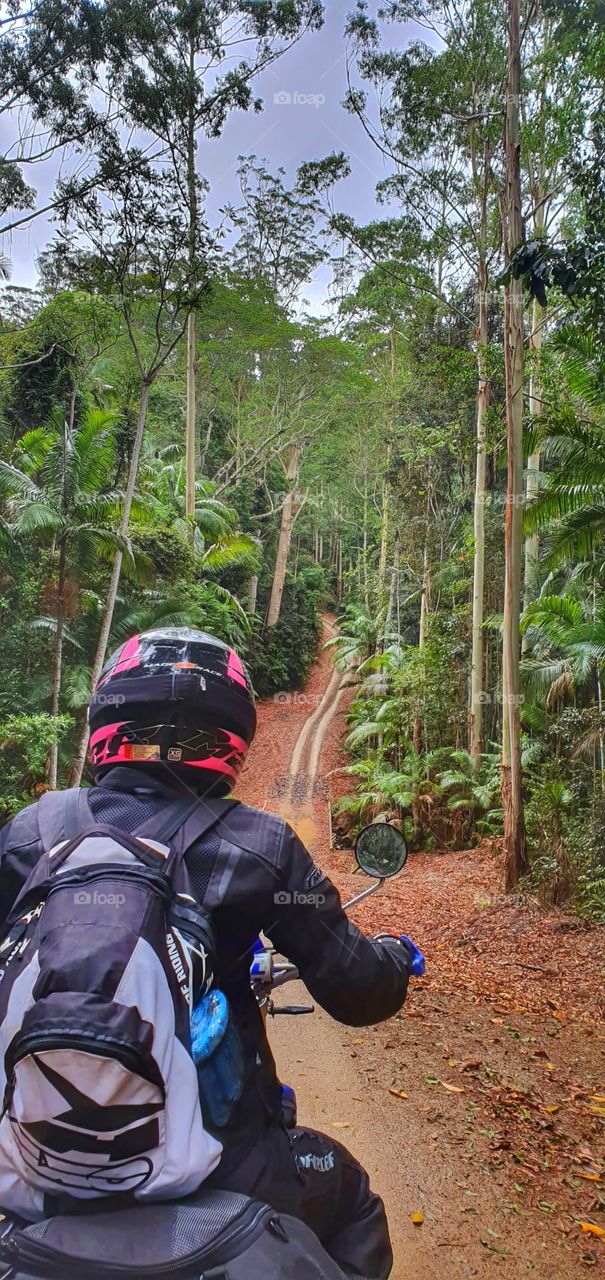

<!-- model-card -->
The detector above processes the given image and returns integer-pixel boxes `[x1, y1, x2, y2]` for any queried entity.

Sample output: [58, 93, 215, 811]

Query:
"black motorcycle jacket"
[0, 768, 410, 1171]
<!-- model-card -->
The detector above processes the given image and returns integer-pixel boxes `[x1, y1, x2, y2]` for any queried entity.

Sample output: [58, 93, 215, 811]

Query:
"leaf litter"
[241, 639, 605, 1275]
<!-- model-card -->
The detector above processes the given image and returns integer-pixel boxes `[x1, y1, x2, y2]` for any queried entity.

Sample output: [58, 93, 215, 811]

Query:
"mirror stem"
[343, 878, 384, 911]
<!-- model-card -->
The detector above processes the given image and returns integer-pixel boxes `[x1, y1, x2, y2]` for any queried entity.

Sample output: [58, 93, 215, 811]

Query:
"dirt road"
[238, 626, 605, 1279]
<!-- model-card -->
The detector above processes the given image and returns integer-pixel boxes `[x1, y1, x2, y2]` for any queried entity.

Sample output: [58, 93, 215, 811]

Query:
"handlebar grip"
[272, 1004, 315, 1016]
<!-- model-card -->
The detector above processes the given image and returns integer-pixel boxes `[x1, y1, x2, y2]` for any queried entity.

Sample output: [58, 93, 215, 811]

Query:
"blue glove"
[374, 933, 426, 978]
[399, 934, 426, 977]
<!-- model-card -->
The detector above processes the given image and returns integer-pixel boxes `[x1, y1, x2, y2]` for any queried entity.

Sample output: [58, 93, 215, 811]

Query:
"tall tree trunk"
[362, 474, 370, 610]
[413, 538, 431, 754]
[522, 235, 545, 622]
[246, 573, 259, 616]
[378, 445, 392, 611]
[71, 380, 152, 784]
[199, 415, 213, 475]
[265, 443, 301, 630]
[185, 312, 197, 522]
[501, 0, 528, 890]
[470, 253, 491, 761]
[185, 31, 198, 525]
[384, 545, 399, 637]
[47, 385, 77, 788]
[46, 540, 67, 789]
[419, 541, 431, 652]
[523, 13, 549, 618]
[378, 330, 396, 618]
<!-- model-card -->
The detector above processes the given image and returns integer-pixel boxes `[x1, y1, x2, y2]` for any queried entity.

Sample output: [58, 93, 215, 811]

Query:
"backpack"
[0, 788, 238, 1221]
[0, 1191, 349, 1279]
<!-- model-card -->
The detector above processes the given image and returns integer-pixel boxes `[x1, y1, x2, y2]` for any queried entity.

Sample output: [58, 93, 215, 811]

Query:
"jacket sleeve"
[0, 803, 43, 931]
[266, 823, 409, 1027]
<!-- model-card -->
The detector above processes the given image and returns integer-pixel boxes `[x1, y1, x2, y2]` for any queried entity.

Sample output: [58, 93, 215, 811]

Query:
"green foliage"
[2, 0, 605, 943]
[0, 712, 72, 819]
[523, 328, 605, 568]
[438, 749, 503, 836]
[249, 562, 324, 696]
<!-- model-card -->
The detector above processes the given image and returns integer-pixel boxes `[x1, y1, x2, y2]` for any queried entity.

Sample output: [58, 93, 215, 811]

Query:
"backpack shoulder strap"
[36, 788, 92, 853]
[136, 796, 240, 857]
[176, 797, 240, 856]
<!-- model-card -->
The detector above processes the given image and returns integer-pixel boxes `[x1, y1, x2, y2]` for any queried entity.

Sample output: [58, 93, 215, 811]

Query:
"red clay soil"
[239, 624, 605, 1274]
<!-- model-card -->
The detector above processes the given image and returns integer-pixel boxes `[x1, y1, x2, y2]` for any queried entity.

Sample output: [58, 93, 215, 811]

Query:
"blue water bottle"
[190, 989, 244, 1129]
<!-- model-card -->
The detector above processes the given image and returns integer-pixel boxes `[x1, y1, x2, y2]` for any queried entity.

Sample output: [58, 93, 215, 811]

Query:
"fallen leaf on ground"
[332, 1122, 350, 1129]
[578, 1223, 605, 1239]
[441, 1081, 466, 1094]
[480, 1239, 509, 1256]
[388, 1088, 408, 1100]
[411, 1211, 424, 1226]
[577, 1173, 602, 1183]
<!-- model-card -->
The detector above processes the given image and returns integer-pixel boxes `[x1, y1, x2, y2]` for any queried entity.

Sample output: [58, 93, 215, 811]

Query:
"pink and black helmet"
[88, 628, 256, 788]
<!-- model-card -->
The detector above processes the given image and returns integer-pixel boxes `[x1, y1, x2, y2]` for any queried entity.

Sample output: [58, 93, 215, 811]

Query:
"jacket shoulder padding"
[216, 801, 292, 867]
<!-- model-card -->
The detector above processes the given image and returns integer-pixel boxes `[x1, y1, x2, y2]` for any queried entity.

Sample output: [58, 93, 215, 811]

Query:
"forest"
[1, 0, 605, 923]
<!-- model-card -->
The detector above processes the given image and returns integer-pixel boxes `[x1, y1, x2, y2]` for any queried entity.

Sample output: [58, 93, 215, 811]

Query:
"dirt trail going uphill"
[239, 618, 349, 855]
[238, 628, 605, 1280]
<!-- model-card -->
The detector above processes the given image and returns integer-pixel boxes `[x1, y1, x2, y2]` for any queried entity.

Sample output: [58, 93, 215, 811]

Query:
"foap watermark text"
[274, 691, 324, 707]
[273, 890, 326, 907]
[74, 889, 126, 907]
[274, 90, 326, 109]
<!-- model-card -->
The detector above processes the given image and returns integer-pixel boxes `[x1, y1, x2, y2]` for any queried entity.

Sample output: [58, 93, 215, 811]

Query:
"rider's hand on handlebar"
[399, 934, 426, 977]
[374, 933, 426, 978]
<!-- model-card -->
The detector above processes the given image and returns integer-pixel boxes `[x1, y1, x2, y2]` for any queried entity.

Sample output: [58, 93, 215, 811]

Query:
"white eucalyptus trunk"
[266, 443, 301, 630]
[501, 0, 527, 889]
[470, 258, 490, 761]
[71, 381, 151, 784]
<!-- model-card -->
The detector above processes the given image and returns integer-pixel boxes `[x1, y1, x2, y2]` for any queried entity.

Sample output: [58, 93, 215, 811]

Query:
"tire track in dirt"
[282, 668, 349, 853]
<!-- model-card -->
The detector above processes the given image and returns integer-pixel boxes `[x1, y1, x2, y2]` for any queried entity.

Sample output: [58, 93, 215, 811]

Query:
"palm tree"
[337, 746, 449, 845]
[520, 590, 605, 709]
[325, 604, 397, 669]
[520, 587, 605, 784]
[524, 327, 605, 571]
[0, 407, 126, 787]
[141, 444, 241, 551]
[68, 445, 261, 786]
[438, 749, 503, 838]
[139, 442, 260, 606]
[536, 779, 574, 906]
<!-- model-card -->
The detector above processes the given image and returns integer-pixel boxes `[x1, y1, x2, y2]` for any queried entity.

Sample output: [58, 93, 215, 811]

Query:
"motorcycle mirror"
[354, 822, 407, 880]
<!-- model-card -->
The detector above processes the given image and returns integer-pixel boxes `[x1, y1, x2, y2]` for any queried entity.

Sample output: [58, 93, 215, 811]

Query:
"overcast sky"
[1, 5, 424, 307]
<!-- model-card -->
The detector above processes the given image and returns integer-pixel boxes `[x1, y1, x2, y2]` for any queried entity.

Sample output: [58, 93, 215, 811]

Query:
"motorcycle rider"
[0, 628, 422, 1280]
